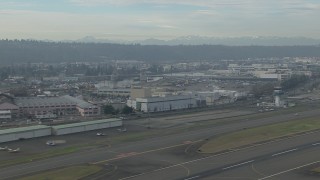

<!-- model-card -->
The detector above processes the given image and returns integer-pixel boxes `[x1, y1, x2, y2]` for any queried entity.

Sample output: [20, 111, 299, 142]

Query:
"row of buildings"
[0, 118, 122, 143]
[0, 94, 100, 121]
[126, 87, 244, 113]
[228, 63, 312, 81]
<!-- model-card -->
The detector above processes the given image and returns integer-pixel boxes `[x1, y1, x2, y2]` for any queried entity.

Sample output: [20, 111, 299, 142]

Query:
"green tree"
[122, 105, 134, 114]
[251, 83, 275, 98]
[281, 75, 309, 90]
[9, 87, 28, 97]
[104, 105, 115, 114]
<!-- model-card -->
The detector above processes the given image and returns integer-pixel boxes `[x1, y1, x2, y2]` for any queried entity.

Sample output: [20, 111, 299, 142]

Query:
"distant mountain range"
[74, 36, 320, 46]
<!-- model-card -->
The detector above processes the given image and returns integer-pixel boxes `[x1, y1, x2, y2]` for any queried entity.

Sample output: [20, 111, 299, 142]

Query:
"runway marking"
[90, 163, 118, 180]
[116, 152, 138, 158]
[224, 130, 320, 153]
[118, 138, 320, 180]
[184, 143, 194, 154]
[271, 148, 297, 157]
[222, 160, 255, 170]
[209, 176, 255, 179]
[184, 141, 193, 144]
[180, 164, 191, 177]
[159, 159, 191, 177]
[184, 175, 200, 180]
[257, 160, 320, 180]
[312, 142, 320, 146]
[118, 150, 234, 180]
[92, 140, 203, 165]
[251, 163, 267, 177]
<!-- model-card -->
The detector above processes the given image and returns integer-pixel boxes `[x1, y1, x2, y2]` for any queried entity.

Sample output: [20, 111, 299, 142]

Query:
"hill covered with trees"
[1, 40, 320, 65]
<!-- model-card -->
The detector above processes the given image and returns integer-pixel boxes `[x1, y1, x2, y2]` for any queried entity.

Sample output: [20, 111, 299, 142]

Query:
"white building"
[51, 118, 122, 135]
[252, 70, 291, 81]
[127, 95, 198, 113]
[198, 90, 245, 106]
[0, 125, 52, 143]
[0, 110, 11, 120]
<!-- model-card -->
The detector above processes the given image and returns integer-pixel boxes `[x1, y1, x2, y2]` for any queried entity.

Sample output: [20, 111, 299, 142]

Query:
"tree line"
[1, 39, 320, 65]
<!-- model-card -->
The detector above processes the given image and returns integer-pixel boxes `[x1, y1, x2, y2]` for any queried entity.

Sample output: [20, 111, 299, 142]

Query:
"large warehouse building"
[0, 125, 52, 143]
[127, 95, 199, 112]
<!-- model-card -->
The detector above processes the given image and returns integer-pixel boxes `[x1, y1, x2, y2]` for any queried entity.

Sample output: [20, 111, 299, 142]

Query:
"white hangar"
[52, 118, 122, 135]
[0, 125, 52, 143]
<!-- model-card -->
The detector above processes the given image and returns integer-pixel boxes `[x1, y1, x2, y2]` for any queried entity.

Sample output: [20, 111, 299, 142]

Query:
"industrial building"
[51, 118, 122, 135]
[127, 95, 199, 112]
[0, 125, 52, 143]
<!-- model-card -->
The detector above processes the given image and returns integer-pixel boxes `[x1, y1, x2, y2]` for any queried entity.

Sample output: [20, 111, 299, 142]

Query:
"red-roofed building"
[0, 102, 20, 118]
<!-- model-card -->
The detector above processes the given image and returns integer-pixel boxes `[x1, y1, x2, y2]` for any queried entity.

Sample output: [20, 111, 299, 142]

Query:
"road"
[0, 108, 320, 179]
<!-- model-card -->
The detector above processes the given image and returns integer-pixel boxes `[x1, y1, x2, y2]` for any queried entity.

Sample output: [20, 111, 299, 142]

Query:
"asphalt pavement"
[0, 108, 320, 180]
[122, 131, 320, 180]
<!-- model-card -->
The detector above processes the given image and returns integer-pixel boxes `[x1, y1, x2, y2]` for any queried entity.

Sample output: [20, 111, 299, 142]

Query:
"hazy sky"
[1, 0, 320, 40]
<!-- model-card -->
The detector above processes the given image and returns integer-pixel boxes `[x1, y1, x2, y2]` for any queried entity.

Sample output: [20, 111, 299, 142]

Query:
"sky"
[0, 0, 320, 41]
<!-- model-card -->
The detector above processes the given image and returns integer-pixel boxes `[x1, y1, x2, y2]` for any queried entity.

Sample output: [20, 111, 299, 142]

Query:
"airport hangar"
[51, 118, 122, 135]
[0, 118, 122, 143]
[0, 125, 51, 143]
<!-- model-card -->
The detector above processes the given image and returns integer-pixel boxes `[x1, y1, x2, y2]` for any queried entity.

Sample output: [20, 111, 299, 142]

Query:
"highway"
[0, 108, 320, 179]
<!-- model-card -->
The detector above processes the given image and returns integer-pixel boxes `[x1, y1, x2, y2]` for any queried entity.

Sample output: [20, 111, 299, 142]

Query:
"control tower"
[273, 86, 283, 107]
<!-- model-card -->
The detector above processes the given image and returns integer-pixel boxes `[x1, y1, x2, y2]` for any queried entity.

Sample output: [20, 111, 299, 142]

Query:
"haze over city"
[1, 0, 320, 41]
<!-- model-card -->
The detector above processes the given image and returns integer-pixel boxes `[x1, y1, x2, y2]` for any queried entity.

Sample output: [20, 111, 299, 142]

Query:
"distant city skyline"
[1, 0, 320, 41]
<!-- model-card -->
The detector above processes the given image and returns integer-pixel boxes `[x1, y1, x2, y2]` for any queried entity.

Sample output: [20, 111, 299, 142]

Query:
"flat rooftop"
[15, 96, 76, 107]
[14, 95, 96, 109]
[52, 118, 122, 129]
[0, 125, 50, 135]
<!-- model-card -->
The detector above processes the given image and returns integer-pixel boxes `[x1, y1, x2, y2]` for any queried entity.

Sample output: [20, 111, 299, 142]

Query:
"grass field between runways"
[199, 117, 320, 153]
[312, 167, 320, 173]
[0, 146, 81, 168]
[18, 165, 102, 180]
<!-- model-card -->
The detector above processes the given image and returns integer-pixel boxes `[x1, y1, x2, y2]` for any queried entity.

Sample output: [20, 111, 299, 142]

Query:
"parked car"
[96, 132, 106, 136]
[117, 128, 127, 132]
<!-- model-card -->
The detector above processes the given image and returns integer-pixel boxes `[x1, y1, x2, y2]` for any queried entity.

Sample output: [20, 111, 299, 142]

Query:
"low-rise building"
[0, 110, 11, 121]
[0, 102, 20, 118]
[14, 95, 100, 118]
[97, 88, 131, 97]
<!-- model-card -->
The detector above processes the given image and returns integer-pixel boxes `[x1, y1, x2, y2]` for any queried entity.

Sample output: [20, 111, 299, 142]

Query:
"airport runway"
[180, 142, 320, 180]
[198, 145, 320, 180]
[120, 132, 320, 180]
[0, 108, 320, 179]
